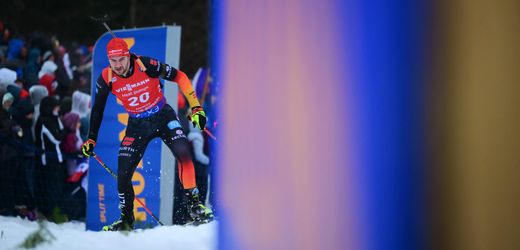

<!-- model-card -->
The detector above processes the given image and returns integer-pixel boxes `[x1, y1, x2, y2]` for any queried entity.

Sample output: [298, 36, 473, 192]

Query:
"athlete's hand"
[81, 139, 96, 157]
[190, 106, 206, 131]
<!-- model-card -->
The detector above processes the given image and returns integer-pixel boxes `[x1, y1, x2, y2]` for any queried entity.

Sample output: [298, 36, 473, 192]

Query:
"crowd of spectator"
[0, 21, 92, 222]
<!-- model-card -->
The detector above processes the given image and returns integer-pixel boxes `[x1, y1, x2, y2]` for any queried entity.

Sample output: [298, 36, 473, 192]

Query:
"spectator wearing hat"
[2, 92, 13, 110]
[42, 50, 53, 63]
[24, 48, 41, 88]
[70, 90, 90, 141]
[59, 96, 72, 117]
[6, 84, 29, 107]
[60, 112, 82, 175]
[29, 85, 48, 139]
[0, 67, 17, 90]
[0, 92, 19, 216]
[61, 111, 87, 221]
[10, 98, 37, 220]
[54, 46, 72, 98]
[34, 96, 66, 219]
[38, 57, 58, 96]
[5, 38, 27, 79]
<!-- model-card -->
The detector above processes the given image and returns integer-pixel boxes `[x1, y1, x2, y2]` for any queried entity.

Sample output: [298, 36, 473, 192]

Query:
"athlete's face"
[109, 55, 130, 76]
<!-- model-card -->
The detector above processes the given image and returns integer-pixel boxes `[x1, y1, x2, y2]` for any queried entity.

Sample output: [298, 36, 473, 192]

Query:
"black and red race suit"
[88, 54, 197, 218]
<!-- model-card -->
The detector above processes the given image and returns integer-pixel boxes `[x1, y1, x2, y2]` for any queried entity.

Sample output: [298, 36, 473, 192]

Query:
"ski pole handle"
[187, 114, 218, 141]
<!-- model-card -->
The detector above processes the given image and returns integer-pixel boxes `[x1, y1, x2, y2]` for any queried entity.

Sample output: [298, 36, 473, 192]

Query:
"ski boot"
[185, 188, 214, 225]
[102, 213, 134, 231]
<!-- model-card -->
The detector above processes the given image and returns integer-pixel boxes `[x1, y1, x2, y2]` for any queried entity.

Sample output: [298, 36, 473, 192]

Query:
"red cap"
[106, 38, 129, 58]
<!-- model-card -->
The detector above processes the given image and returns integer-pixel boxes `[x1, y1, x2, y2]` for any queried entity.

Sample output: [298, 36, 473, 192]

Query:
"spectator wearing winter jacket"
[24, 48, 41, 88]
[54, 46, 72, 98]
[0, 92, 19, 216]
[60, 112, 82, 176]
[38, 51, 55, 77]
[9, 98, 37, 219]
[70, 90, 90, 141]
[188, 122, 210, 165]
[28, 85, 47, 217]
[59, 96, 72, 117]
[6, 84, 30, 107]
[5, 38, 27, 79]
[29, 85, 48, 139]
[38, 58, 58, 96]
[61, 111, 87, 221]
[34, 96, 67, 219]
[10, 99, 34, 147]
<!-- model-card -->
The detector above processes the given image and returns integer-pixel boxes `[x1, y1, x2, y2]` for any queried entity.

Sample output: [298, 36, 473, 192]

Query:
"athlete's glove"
[81, 139, 96, 157]
[190, 106, 206, 131]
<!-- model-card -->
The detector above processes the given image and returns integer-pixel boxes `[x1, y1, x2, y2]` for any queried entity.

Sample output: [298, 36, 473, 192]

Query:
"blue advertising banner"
[86, 26, 180, 231]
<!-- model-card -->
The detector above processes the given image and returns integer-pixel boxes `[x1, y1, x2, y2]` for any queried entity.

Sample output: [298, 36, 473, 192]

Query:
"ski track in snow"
[0, 216, 216, 250]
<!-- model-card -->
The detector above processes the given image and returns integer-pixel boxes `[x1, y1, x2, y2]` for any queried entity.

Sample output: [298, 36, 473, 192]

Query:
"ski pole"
[92, 153, 164, 226]
[204, 127, 217, 141]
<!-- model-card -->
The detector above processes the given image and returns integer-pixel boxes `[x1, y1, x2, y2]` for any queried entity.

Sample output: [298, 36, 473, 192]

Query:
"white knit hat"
[38, 61, 58, 78]
[0, 68, 17, 87]
[2, 92, 14, 106]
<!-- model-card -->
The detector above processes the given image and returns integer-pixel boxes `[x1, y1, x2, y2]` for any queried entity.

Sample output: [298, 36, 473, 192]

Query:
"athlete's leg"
[117, 120, 152, 222]
[103, 116, 155, 231]
[158, 105, 213, 223]
[160, 117, 197, 189]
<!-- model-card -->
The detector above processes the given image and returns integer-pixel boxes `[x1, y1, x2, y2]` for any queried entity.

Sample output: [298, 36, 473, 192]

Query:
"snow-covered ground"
[0, 216, 217, 250]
